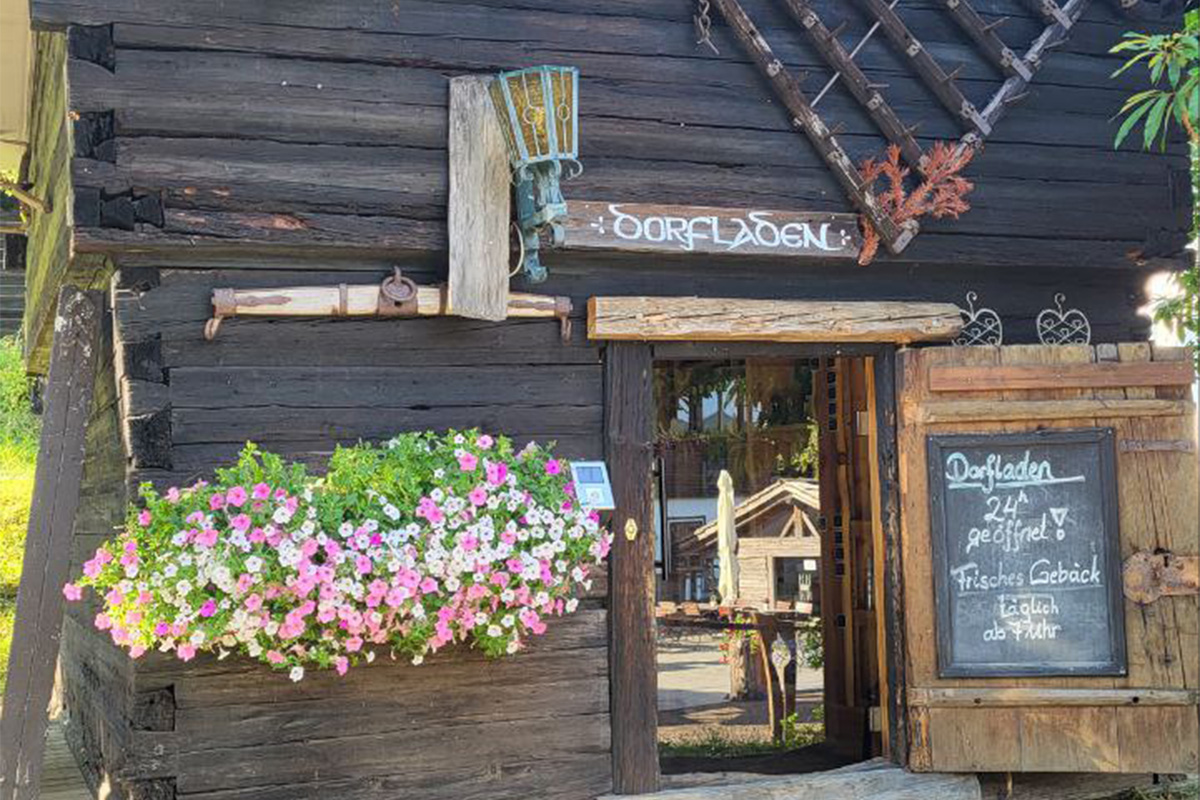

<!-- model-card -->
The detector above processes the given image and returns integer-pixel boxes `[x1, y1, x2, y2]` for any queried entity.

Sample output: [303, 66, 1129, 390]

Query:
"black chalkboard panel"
[928, 429, 1126, 677]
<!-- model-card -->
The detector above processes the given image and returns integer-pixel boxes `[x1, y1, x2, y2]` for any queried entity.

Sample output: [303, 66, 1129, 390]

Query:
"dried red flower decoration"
[857, 141, 976, 266]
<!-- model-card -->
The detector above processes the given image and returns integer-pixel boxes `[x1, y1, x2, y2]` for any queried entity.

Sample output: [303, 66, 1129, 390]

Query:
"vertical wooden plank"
[0, 288, 102, 800]
[604, 342, 658, 794]
[447, 75, 511, 322]
[1019, 707, 1120, 772]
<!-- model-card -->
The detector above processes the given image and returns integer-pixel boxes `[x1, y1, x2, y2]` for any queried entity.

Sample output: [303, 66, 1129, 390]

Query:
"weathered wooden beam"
[447, 75, 511, 322]
[587, 297, 963, 343]
[777, 0, 925, 172]
[0, 288, 102, 800]
[853, 0, 992, 136]
[940, 0, 1032, 81]
[909, 687, 1200, 707]
[916, 397, 1192, 424]
[928, 360, 1196, 392]
[709, 0, 917, 254]
[976, 0, 1091, 131]
[605, 343, 659, 795]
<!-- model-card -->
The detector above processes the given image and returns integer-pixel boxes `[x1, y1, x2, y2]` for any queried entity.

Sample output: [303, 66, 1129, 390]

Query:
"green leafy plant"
[796, 616, 824, 671]
[1112, 13, 1200, 374]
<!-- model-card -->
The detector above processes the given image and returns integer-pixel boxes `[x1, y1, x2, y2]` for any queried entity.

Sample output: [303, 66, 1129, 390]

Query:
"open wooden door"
[897, 343, 1198, 773]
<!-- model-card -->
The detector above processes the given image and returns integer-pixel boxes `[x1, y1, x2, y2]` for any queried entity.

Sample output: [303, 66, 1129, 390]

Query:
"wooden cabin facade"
[9, 0, 1199, 797]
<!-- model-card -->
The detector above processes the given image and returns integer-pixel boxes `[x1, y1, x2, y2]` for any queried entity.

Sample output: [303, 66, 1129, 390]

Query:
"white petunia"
[289, 666, 305, 682]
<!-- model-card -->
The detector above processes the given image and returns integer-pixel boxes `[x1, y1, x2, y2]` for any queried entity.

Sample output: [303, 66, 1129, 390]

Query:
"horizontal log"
[928, 361, 1196, 392]
[587, 296, 963, 343]
[207, 284, 568, 320]
[908, 687, 1200, 707]
[916, 398, 1194, 423]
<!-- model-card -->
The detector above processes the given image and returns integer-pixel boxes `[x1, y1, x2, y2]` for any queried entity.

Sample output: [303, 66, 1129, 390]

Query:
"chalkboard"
[928, 429, 1126, 677]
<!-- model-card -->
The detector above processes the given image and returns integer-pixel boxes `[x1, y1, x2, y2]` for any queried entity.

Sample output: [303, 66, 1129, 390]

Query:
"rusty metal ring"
[381, 268, 419, 304]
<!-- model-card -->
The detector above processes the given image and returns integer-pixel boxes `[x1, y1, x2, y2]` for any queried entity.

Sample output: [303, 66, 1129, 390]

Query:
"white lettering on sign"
[569, 202, 861, 256]
[595, 205, 853, 253]
[944, 450, 1086, 494]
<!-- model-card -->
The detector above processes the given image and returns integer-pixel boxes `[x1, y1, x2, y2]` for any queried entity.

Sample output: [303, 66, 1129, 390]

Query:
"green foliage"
[1111, 28, 1200, 150]
[0, 337, 39, 472]
[796, 617, 824, 671]
[780, 712, 825, 749]
[657, 717, 824, 759]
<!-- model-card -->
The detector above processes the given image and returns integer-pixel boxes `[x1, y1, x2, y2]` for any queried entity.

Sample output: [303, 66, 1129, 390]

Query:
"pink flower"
[468, 487, 488, 506]
[209, 493, 225, 511]
[177, 644, 197, 662]
[460, 535, 479, 552]
[345, 636, 363, 652]
[95, 548, 113, 565]
[129, 645, 147, 659]
[137, 591, 153, 605]
[335, 656, 349, 676]
[500, 530, 516, 545]
[62, 583, 82, 601]
[230, 514, 252, 531]
[196, 528, 219, 548]
[226, 486, 248, 507]
[545, 459, 562, 476]
[486, 461, 508, 485]
[477, 434, 494, 449]
[249, 527, 266, 544]
[236, 574, 254, 593]
[266, 650, 286, 665]
[94, 613, 112, 631]
[419, 577, 439, 595]
[137, 509, 152, 526]
[165, 487, 181, 503]
[199, 599, 217, 618]
[154, 622, 171, 636]
[355, 555, 373, 575]
[245, 594, 263, 612]
[252, 482, 271, 500]
[458, 452, 479, 472]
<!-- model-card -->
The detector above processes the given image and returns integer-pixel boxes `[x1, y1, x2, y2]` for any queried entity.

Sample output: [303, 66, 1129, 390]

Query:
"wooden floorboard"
[37, 720, 91, 800]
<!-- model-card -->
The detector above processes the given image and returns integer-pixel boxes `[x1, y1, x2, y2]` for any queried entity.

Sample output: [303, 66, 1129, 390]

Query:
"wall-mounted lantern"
[489, 66, 580, 283]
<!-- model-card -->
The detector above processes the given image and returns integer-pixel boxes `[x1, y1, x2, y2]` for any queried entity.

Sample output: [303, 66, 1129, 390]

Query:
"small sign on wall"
[561, 201, 863, 260]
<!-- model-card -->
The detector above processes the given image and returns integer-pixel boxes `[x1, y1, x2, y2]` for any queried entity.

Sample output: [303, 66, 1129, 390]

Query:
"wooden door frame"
[604, 342, 909, 794]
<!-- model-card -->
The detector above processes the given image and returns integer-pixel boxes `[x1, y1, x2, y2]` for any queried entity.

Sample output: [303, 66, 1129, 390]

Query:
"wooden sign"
[561, 201, 863, 259]
[927, 429, 1126, 677]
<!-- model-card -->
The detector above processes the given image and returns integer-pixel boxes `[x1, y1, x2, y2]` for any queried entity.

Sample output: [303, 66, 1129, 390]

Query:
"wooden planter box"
[60, 606, 611, 800]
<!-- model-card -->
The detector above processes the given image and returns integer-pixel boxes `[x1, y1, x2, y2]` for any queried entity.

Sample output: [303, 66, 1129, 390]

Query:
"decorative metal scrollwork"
[953, 291, 1003, 346]
[1036, 293, 1091, 345]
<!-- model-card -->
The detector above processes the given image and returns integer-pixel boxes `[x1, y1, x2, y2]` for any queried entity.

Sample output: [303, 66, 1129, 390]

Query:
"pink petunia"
[177, 643, 197, 662]
[209, 493, 226, 511]
[229, 513, 252, 531]
[345, 636, 363, 652]
[477, 434, 494, 449]
[226, 486, 248, 508]
[545, 459, 562, 476]
[468, 487, 488, 506]
[459, 535, 479, 552]
[355, 555, 373, 575]
[129, 645, 147, 659]
[94, 613, 112, 631]
[137, 509, 152, 526]
[458, 452, 479, 472]
[335, 656, 349, 676]
[419, 577, 439, 595]
[165, 487, 181, 503]
[266, 650, 286, 665]
[154, 622, 171, 636]
[245, 594, 263, 612]
[199, 599, 217, 618]
[62, 583, 82, 601]
[196, 528, 219, 548]
[486, 461, 508, 486]
[252, 482, 271, 500]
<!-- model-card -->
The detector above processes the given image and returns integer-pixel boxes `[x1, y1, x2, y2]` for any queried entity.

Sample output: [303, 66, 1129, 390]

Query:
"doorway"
[642, 349, 890, 777]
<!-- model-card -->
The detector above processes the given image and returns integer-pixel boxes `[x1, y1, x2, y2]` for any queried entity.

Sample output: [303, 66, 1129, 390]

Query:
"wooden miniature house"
[6, 0, 1199, 798]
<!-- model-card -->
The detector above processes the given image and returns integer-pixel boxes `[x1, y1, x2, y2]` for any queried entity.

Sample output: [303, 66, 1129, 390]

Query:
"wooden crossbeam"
[778, 0, 926, 172]
[976, 0, 1091, 131]
[710, 0, 917, 254]
[940, 0, 1033, 81]
[1024, 0, 1075, 28]
[854, 0, 992, 136]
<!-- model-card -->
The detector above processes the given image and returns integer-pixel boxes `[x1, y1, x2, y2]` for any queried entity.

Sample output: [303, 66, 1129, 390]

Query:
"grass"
[0, 335, 39, 692]
[1121, 782, 1200, 800]
[659, 714, 826, 760]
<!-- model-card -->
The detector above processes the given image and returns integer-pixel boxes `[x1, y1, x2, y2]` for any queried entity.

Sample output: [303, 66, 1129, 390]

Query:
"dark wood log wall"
[27, 0, 1189, 276]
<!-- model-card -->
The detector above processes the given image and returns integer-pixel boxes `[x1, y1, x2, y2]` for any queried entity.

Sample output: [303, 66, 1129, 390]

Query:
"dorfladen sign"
[561, 201, 863, 259]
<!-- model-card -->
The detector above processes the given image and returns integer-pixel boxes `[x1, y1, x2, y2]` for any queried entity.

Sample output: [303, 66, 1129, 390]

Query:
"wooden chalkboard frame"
[927, 428, 1127, 678]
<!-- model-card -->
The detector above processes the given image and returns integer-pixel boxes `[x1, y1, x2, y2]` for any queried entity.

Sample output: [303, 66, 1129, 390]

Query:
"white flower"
[506, 639, 520, 654]
[300, 520, 316, 536]
[366, 650, 376, 663]
[383, 504, 400, 521]
[411, 654, 424, 666]
[433, 468, 445, 479]
[176, 579, 192, 595]
[245, 556, 264, 574]
[289, 666, 305, 682]
[566, 598, 579, 613]
[487, 625, 503, 636]
[502, 615, 515, 628]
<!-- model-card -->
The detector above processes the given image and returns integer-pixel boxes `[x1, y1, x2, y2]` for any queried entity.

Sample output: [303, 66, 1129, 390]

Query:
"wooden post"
[0, 288, 102, 800]
[447, 74, 511, 321]
[605, 343, 659, 794]
[753, 613, 784, 744]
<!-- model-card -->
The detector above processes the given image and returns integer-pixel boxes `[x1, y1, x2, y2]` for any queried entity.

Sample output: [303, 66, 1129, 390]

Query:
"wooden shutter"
[897, 344, 1198, 774]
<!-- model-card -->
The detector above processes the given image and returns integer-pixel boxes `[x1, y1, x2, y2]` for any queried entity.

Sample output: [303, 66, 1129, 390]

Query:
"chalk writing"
[929, 430, 1125, 676]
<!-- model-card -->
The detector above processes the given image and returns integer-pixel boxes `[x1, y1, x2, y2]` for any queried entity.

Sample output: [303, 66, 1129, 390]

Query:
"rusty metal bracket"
[378, 267, 420, 317]
[1123, 550, 1199, 604]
